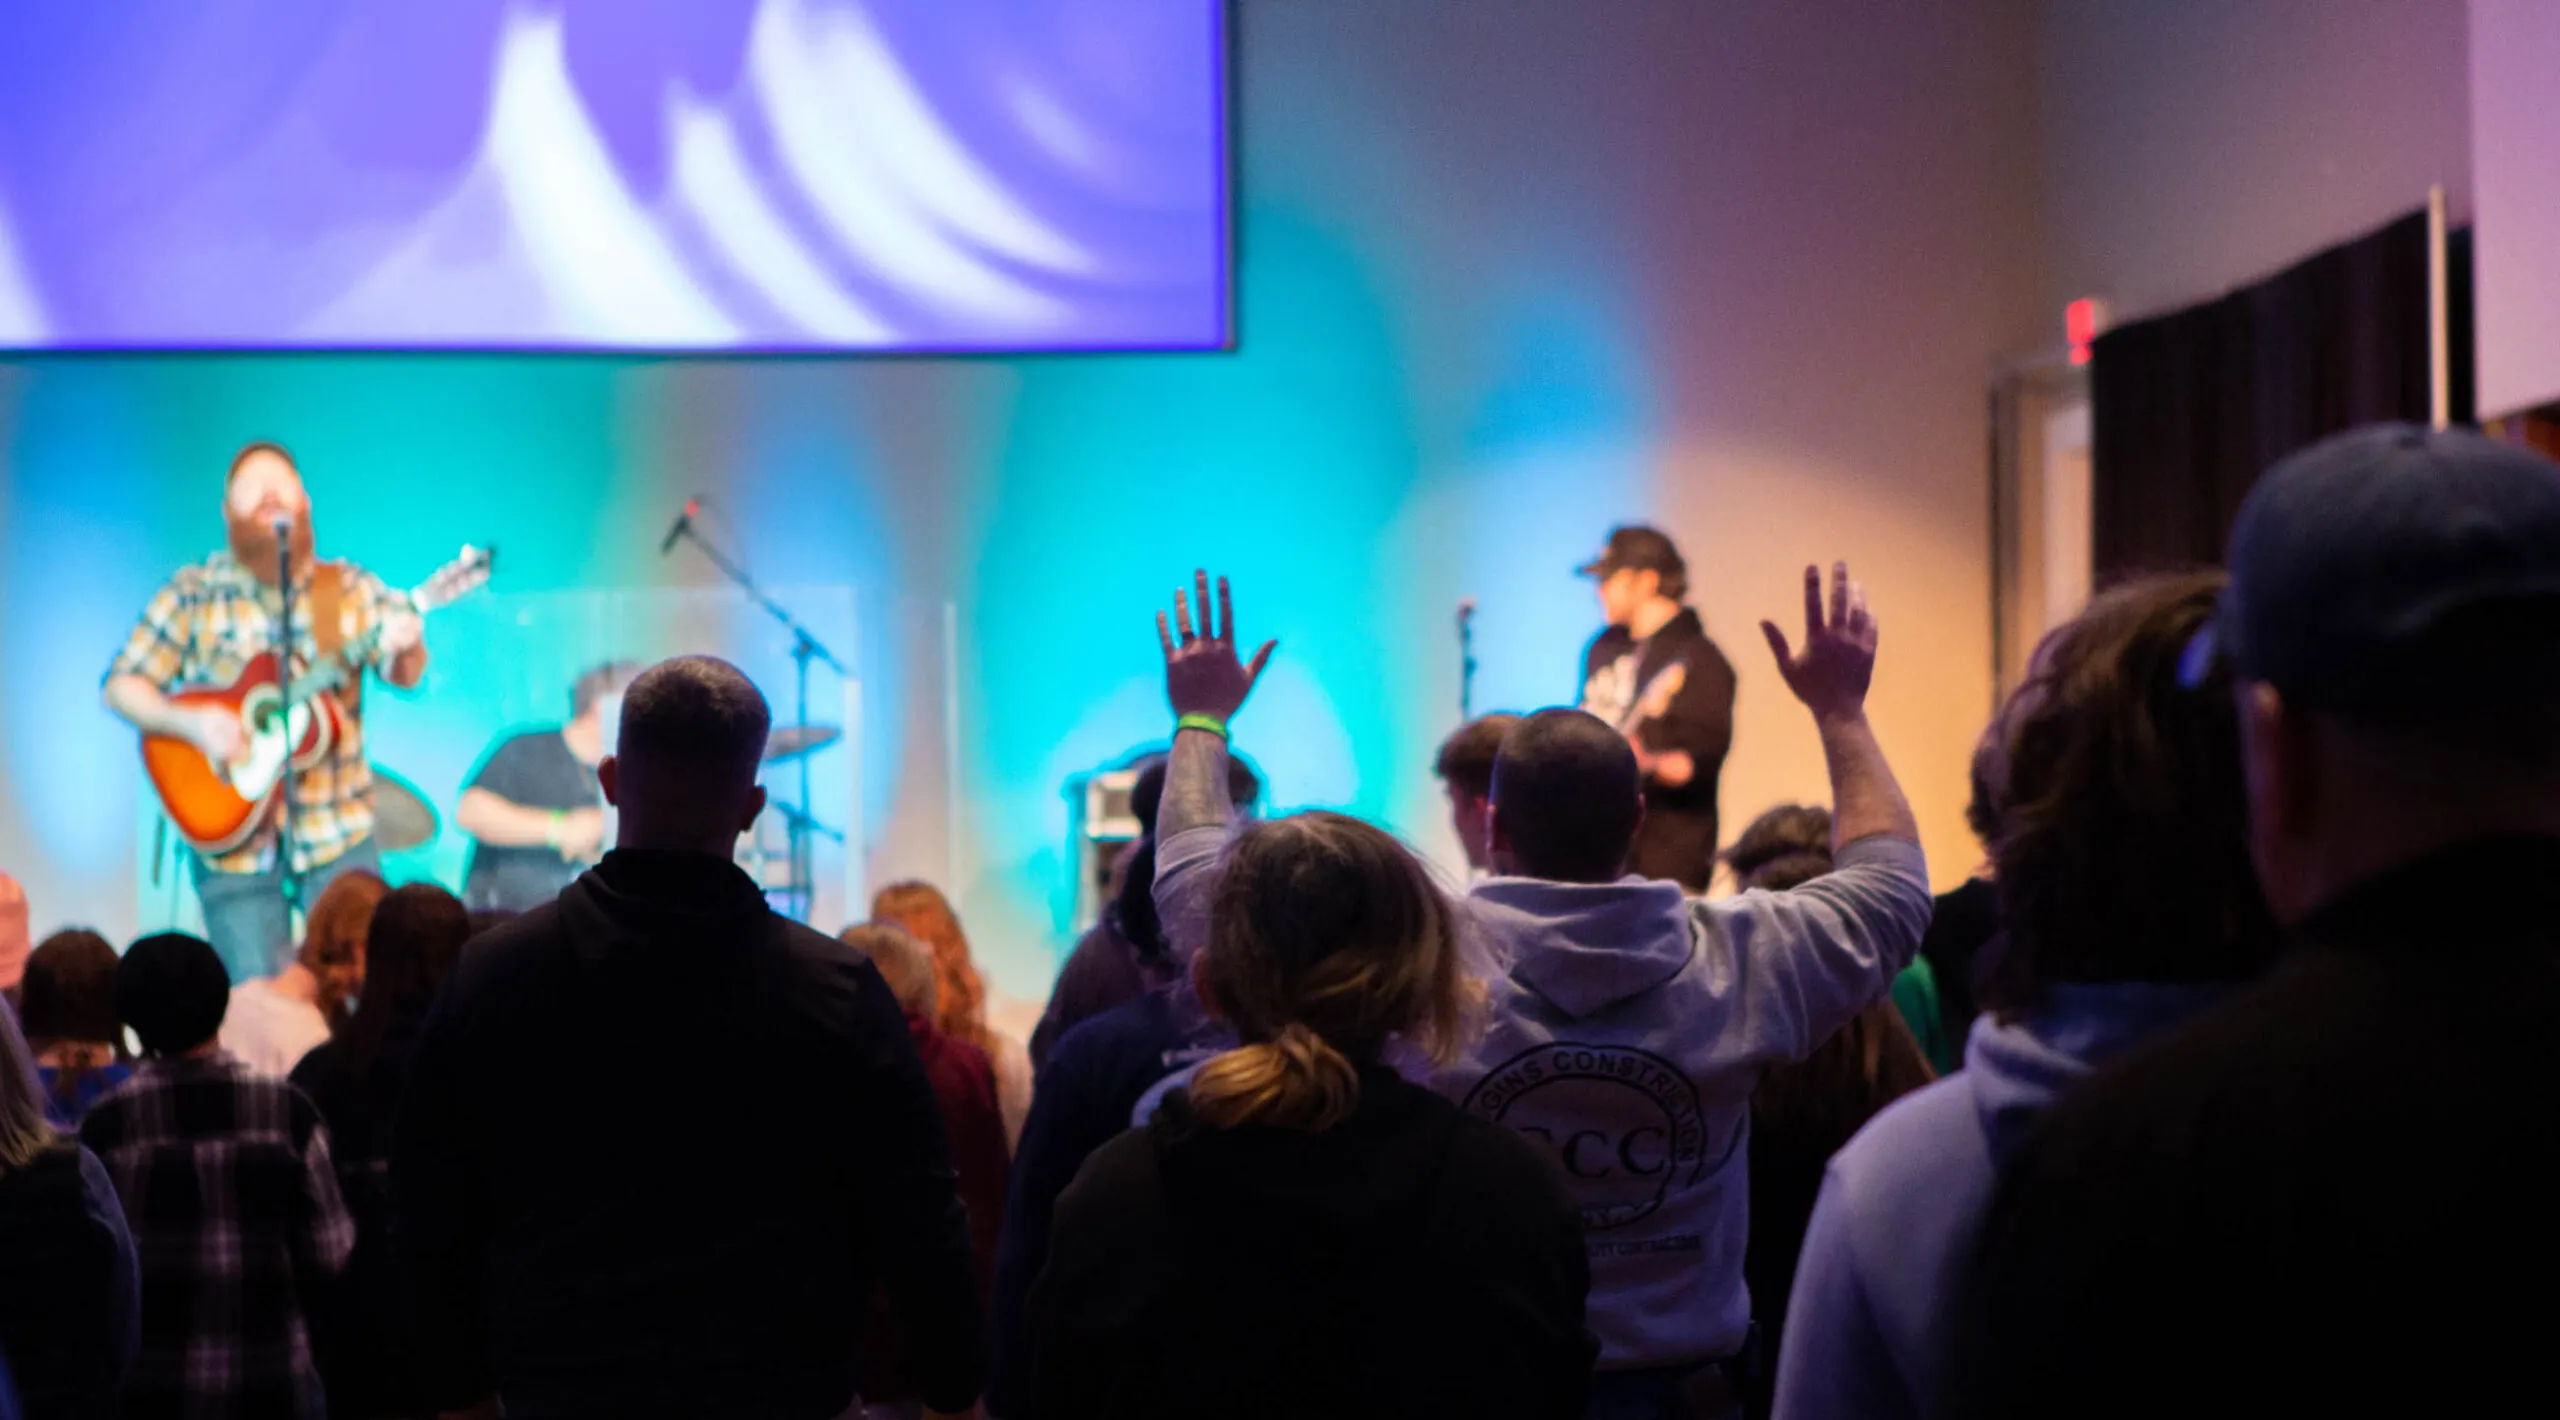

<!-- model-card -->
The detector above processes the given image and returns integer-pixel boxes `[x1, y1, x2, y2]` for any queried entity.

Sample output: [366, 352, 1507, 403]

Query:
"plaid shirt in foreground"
[81, 1052, 355, 1420]
[108, 551, 412, 874]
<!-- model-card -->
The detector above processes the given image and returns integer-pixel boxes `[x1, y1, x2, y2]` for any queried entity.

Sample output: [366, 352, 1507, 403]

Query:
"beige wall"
[2039, 0, 2472, 325]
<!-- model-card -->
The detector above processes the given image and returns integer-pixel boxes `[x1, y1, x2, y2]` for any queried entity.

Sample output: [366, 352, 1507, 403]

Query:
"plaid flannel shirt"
[108, 551, 411, 875]
[80, 1052, 355, 1420]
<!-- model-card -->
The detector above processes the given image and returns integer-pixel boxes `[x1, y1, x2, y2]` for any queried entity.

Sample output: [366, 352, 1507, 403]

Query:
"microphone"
[660, 498, 699, 556]
[1456, 597, 1477, 627]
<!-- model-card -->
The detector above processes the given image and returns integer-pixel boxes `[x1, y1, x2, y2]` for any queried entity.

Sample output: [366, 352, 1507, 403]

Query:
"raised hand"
[1760, 561, 1878, 722]
[1156, 569, 1276, 724]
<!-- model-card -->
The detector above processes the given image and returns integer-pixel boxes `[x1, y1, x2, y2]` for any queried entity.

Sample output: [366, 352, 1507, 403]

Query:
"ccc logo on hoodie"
[1461, 1042, 1710, 1228]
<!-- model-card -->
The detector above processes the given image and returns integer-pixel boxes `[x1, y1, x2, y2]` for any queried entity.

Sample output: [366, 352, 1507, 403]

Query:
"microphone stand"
[669, 517, 847, 921]
[1457, 601, 1478, 721]
[274, 519, 301, 931]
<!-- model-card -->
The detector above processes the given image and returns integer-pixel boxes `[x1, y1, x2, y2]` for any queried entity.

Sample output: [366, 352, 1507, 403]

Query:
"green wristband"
[1175, 712, 1230, 740]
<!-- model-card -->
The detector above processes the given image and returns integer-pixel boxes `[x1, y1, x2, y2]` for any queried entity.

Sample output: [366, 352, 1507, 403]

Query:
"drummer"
[454, 661, 641, 912]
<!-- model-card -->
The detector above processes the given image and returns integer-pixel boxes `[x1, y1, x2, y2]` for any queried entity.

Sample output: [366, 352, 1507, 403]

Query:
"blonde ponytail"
[1185, 811, 1471, 1134]
[1188, 1023, 1362, 1132]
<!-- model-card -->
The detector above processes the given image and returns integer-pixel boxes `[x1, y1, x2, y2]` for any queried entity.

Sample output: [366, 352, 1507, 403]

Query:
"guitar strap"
[311, 562, 361, 723]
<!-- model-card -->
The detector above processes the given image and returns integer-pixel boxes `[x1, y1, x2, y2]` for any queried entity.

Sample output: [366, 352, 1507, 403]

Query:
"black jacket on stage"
[1581, 608, 1737, 889]
[393, 850, 984, 1419]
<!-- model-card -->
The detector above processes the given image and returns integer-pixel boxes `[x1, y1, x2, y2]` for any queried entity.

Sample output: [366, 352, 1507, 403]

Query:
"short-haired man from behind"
[1439, 563, 1931, 1418]
[81, 931, 354, 1420]
[1435, 712, 1521, 873]
[395, 656, 983, 1420]
[1952, 425, 2560, 1419]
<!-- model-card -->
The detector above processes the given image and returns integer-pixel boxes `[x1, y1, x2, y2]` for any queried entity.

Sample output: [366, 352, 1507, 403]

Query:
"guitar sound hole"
[248, 704, 276, 735]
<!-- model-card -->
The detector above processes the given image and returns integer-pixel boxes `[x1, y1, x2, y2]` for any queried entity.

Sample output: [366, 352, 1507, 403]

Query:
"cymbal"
[371, 765, 440, 851]
[763, 724, 843, 764]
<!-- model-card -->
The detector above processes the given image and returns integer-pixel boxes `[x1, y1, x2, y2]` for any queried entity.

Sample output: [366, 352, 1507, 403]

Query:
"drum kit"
[740, 723, 844, 909]
[369, 764, 440, 852]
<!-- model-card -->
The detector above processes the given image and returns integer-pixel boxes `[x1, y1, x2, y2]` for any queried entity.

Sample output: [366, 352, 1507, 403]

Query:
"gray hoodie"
[1432, 834, 1932, 1370]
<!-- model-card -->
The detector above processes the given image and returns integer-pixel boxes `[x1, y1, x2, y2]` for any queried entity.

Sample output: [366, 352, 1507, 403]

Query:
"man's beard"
[227, 508, 317, 585]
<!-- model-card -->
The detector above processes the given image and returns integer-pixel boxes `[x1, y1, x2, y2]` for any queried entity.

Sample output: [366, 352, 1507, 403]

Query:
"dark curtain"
[2091, 211, 2476, 577]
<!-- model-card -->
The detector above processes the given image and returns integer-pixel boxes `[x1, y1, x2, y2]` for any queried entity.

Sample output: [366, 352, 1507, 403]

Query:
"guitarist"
[1577, 524, 1737, 890]
[102, 441, 427, 984]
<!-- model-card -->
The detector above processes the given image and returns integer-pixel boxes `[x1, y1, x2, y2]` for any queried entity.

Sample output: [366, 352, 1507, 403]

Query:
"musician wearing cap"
[103, 441, 430, 983]
[455, 661, 642, 913]
[1577, 524, 1738, 890]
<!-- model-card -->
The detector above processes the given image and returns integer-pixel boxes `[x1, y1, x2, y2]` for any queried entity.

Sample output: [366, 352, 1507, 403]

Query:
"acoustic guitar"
[142, 547, 493, 853]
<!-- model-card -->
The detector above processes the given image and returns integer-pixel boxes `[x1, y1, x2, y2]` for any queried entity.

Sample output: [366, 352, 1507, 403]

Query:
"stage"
[0, 1, 2047, 998]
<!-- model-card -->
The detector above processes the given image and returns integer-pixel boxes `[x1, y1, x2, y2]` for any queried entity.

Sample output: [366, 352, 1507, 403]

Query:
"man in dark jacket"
[1578, 525, 1737, 888]
[1953, 425, 2560, 1418]
[394, 656, 983, 1420]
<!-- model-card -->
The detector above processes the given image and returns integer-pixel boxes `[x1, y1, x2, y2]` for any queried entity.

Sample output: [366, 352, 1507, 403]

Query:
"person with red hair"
[221, 868, 387, 1077]
[871, 881, 1033, 1149]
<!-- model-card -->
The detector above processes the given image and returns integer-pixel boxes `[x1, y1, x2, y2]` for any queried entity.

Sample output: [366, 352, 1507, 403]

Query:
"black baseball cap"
[2182, 423, 2560, 717]
[1578, 525, 1685, 580]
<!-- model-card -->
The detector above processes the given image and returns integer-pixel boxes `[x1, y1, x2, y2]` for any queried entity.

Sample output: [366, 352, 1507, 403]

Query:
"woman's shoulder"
[288, 1038, 342, 1086]
[0, 1138, 100, 1214]
[1059, 1122, 1167, 1211]
[1049, 1123, 1177, 1275]
[1822, 1069, 1995, 1233]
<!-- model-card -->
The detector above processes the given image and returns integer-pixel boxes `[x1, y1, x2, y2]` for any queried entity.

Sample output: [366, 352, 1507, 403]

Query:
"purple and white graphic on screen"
[0, 0, 1227, 351]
